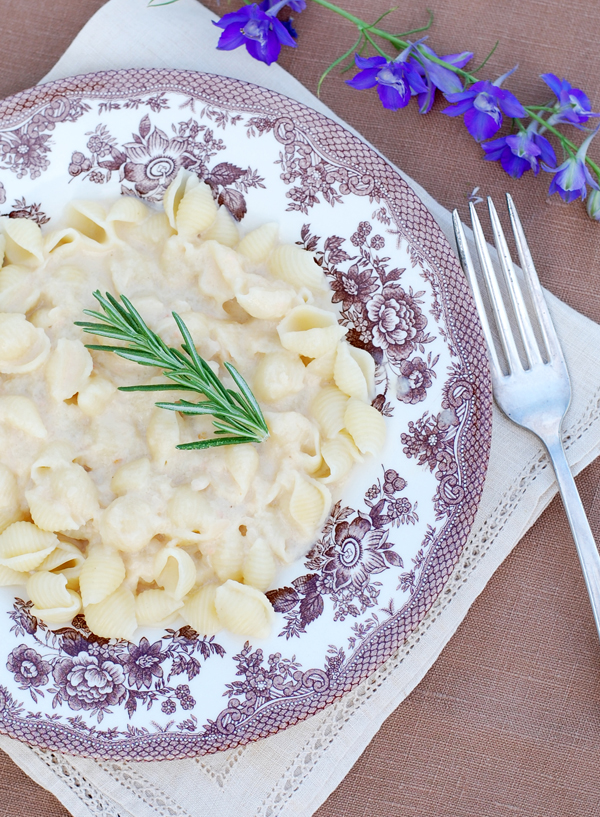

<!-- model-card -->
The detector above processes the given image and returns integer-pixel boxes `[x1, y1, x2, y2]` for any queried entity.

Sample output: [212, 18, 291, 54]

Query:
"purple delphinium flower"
[542, 73, 600, 128]
[213, 0, 300, 65]
[545, 125, 600, 203]
[443, 67, 526, 141]
[410, 42, 473, 113]
[346, 51, 427, 111]
[482, 123, 556, 178]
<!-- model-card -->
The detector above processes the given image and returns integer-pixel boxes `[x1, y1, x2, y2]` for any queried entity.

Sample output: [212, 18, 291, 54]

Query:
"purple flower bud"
[586, 189, 600, 220]
[213, 2, 297, 65]
[542, 73, 600, 129]
[482, 124, 556, 179]
[545, 126, 600, 203]
[346, 52, 427, 111]
[443, 68, 526, 141]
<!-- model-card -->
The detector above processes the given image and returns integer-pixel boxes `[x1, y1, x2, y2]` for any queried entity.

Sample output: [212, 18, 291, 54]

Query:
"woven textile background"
[0, 1, 599, 815]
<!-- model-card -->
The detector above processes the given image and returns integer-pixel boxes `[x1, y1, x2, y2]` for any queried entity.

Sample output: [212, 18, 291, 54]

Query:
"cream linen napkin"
[2, 2, 600, 816]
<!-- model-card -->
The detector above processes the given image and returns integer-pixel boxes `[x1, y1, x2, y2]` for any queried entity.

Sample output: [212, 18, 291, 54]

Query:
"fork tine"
[487, 197, 543, 367]
[468, 202, 523, 374]
[452, 209, 502, 376]
[505, 193, 565, 364]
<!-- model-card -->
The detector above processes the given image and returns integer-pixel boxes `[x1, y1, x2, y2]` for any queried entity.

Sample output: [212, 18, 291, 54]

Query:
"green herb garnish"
[76, 291, 269, 451]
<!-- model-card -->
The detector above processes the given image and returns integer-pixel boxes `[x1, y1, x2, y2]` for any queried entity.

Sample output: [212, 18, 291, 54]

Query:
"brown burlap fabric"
[0, 0, 599, 814]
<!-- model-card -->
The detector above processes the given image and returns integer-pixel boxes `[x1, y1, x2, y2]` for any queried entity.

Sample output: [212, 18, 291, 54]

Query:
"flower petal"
[355, 53, 386, 70]
[346, 67, 380, 90]
[271, 17, 297, 47]
[377, 83, 408, 110]
[216, 23, 247, 51]
[497, 89, 526, 118]
[464, 106, 501, 141]
[442, 98, 474, 117]
[541, 72, 563, 98]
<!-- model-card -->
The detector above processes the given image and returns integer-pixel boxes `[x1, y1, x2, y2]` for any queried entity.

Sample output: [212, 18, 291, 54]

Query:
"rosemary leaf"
[76, 291, 270, 450]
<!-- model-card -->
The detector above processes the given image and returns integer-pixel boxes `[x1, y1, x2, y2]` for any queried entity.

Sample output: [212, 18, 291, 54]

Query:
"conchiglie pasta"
[253, 351, 305, 402]
[77, 375, 116, 416]
[277, 305, 346, 358]
[27, 572, 82, 624]
[0, 216, 44, 266]
[136, 588, 184, 626]
[202, 205, 239, 248]
[182, 584, 221, 635]
[311, 386, 349, 438]
[154, 547, 196, 599]
[79, 549, 126, 606]
[0, 564, 28, 586]
[289, 473, 332, 536]
[176, 182, 218, 239]
[0, 264, 41, 313]
[84, 584, 137, 640]
[147, 407, 180, 466]
[320, 435, 357, 484]
[100, 495, 159, 553]
[0, 522, 58, 572]
[45, 338, 93, 401]
[333, 340, 370, 401]
[269, 244, 326, 290]
[106, 196, 149, 224]
[0, 313, 50, 374]
[210, 528, 244, 582]
[225, 444, 259, 500]
[215, 580, 274, 639]
[236, 285, 297, 320]
[242, 537, 276, 592]
[0, 395, 46, 438]
[344, 399, 387, 455]
[0, 464, 23, 533]
[237, 222, 278, 263]
[66, 200, 109, 245]
[110, 458, 151, 496]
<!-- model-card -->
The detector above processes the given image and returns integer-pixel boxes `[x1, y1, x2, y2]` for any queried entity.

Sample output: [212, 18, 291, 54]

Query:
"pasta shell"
[27, 451, 99, 532]
[210, 528, 244, 582]
[44, 227, 81, 254]
[0, 233, 5, 265]
[77, 376, 116, 417]
[277, 305, 345, 358]
[0, 564, 28, 586]
[0, 463, 18, 511]
[0, 264, 41, 313]
[84, 584, 137, 640]
[0, 521, 57, 572]
[66, 200, 109, 244]
[100, 495, 159, 553]
[344, 399, 387, 455]
[320, 436, 356, 484]
[269, 244, 326, 290]
[79, 549, 126, 606]
[182, 584, 221, 635]
[167, 485, 212, 534]
[136, 588, 184, 626]
[0, 395, 46, 438]
[237, 222, 278, 263]
[110, 458, 152, 496]
[0, 216, 44, 265]
[236, 286, 297, 320]
[253, 351, 305, 403]
[137, 211, 173, 243]
[154, 547, 196, 599]
[214, 580, 273, 639]
[163, 167, 193, 228]
[306, 349, 336, 380]
[311, 386, 349, 438]
[38, 540, 85, 574]
[333, 341, 369, 401]
[176, 182, 217, 238]
[106, 196, 149, 224]
[225, 445, 259, 500]
[147, 407, 180, 467]
[28, 572, 81, 625]
[289, 473, 332, 536]
[202, 206, 239, 247]
[243, 537, 276, 592]
[0, 313, 50, 374]
[45, 338, 93, 401]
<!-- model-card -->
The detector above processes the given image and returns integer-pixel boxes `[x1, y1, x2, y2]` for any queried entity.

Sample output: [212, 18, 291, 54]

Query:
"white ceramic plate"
[0, 69, 491, 760]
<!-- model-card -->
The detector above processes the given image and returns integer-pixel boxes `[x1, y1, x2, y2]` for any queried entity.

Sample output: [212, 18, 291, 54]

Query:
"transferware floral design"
[68, 112, 265, 218]
[0, 69, 491, 760]
[6, 600, 224, 723]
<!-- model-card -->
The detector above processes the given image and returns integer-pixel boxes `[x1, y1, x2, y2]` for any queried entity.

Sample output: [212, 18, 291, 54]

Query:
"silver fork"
[452, 194, 600, 643]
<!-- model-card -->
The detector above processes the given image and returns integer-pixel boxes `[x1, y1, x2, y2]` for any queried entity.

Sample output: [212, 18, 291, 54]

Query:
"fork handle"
[544, 433, 600, 642]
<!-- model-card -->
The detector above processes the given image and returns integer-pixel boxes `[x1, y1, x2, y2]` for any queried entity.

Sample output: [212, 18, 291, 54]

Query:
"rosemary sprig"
[75, 291, 269, 451]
